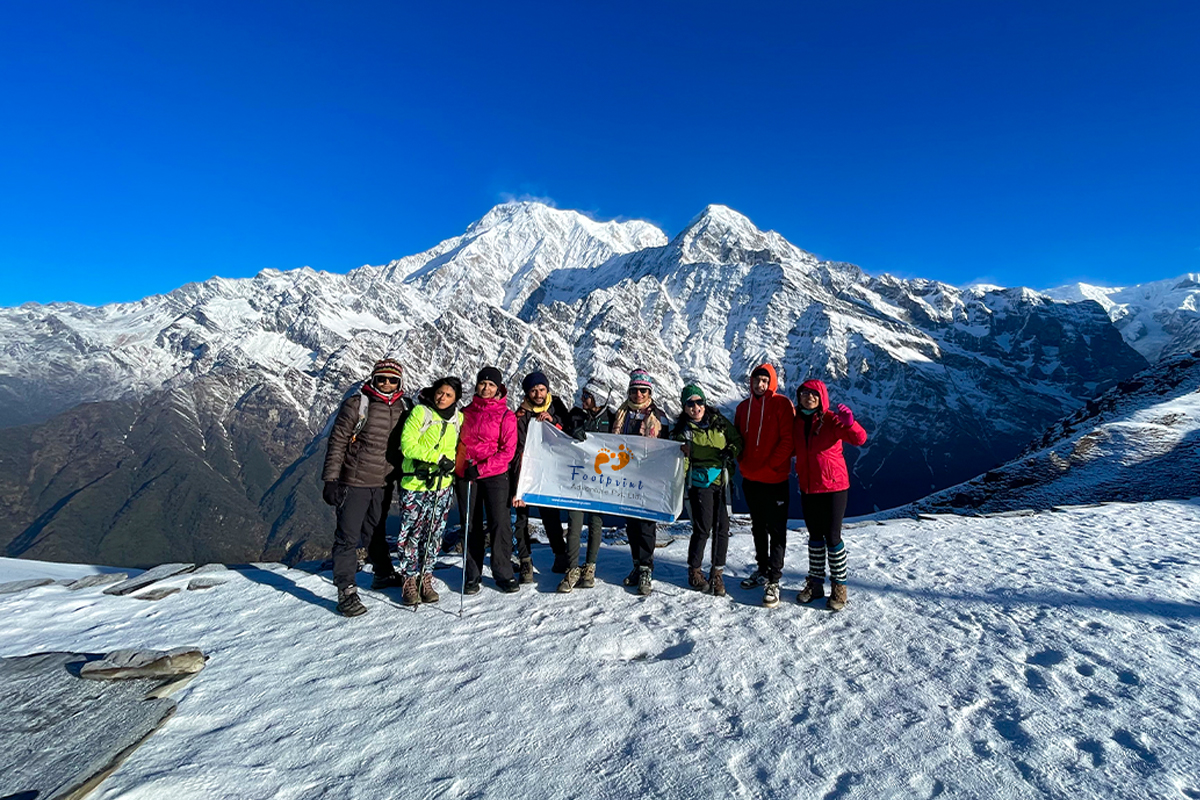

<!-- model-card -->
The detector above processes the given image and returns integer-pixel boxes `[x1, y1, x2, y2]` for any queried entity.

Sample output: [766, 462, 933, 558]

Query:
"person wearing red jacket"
[456, 367, 520, 594]
[733, 364, 795, 607]
[792, 378, 868, 611]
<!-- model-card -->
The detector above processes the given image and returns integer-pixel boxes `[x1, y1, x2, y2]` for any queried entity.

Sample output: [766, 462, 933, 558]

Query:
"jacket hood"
[750, 363, 779, 395]
[798, 379, 830, 413]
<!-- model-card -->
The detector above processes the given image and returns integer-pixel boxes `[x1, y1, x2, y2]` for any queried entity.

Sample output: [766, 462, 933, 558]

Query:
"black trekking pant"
[457, 474, 514, 584]
[743, 478, 789, 581]
[800, 489, 848, 549]
[514, 505, 565, 559]
[566, 510, 603, 567]
[332, 485, 385, 590]
[368, 482, 396, 576]
[687, 484, 730, 570]
[625, 517, 657, 569]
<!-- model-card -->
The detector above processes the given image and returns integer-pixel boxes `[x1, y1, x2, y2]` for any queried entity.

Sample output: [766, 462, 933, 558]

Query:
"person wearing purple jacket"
[455, 367, 520, 594]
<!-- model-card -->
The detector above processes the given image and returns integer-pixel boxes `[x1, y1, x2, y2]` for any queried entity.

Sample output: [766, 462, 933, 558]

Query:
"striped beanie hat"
[371, 358, 403, 381]
[628, 368, 654, 392]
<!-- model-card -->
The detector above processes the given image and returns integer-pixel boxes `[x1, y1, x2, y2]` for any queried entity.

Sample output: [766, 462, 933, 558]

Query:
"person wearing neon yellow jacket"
[394, 377, 463, 606]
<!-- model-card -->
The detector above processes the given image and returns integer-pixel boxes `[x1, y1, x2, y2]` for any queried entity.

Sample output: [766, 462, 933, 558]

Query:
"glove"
[322, 481, 343, 506]
[573, 429, 588, 442]
[835, 404, 855, 427]
[437, 456, 455, 476]
[465, 462, 480, 481]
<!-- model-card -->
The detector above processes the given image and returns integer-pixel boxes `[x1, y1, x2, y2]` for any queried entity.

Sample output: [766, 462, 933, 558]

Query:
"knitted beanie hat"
[582, 377, 607, 398]
[522, 370, 550, 395]
[751, 365, 772, 382]
[476, 366, 503, 386]
[628, 368, 653, 393]
[371, 358, 403, 381]
[680, 383, 706, 406]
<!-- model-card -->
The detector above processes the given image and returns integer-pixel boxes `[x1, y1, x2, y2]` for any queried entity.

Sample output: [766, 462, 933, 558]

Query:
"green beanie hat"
[680, 384, 706, 406]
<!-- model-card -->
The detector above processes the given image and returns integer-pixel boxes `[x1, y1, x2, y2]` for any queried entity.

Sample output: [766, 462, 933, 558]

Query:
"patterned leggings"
[396, 487, 455, 578]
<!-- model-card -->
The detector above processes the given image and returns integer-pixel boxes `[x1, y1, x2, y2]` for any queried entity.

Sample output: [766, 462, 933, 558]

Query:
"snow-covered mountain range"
[0, 201, 1188, 565]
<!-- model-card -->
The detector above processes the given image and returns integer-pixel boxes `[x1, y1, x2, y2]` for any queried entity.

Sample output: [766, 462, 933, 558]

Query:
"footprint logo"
[594, 444, 633, 474]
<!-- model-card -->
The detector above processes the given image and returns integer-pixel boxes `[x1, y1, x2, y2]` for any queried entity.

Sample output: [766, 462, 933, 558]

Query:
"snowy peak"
[395, 202, 666, 311]
[669, 205, 808, 269]
[1045, 273, 1200, 361]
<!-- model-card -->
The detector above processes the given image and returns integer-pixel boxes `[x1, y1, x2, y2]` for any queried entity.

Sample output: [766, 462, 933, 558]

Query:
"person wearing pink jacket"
[792, 379, 868, 611]
[456, 367, 520, 594]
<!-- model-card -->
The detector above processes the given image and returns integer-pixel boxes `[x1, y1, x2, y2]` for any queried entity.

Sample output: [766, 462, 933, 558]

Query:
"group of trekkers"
[321, 359, 868, 618]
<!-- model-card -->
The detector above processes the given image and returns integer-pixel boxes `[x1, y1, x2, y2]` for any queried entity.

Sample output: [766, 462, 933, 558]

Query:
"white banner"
[514, 422, 686, 523]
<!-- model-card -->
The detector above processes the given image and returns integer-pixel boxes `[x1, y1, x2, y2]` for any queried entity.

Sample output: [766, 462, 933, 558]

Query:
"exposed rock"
[0, 578, 55, 594]
[102, 563, 195, 596]
[192, 563, 229, 575]
[66, 572, 129, 591]
[132, 587, 181, 601]
[79, 648, 207, 681]
[0, 652, 177, 800]
[187, 577, 228, 591]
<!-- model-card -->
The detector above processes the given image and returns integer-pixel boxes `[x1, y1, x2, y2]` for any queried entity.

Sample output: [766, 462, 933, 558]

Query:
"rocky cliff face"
[0, 202, 1152, 565]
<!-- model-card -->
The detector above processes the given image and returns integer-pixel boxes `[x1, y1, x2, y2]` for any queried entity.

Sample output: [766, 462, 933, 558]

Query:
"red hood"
[798, 379, 829, 413]
[749, 363, 779, 396]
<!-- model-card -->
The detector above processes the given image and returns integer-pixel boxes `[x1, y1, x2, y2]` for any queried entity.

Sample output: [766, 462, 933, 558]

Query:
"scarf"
[615, 397, 662, 438]
[520, 392, 554, 415]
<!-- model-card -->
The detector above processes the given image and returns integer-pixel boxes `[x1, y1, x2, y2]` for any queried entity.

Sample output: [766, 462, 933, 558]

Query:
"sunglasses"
[374, 376, 400, 386]
[685, 399, 705, 408]
[629, 387, 650, 395]
[798, 388, 819, 397]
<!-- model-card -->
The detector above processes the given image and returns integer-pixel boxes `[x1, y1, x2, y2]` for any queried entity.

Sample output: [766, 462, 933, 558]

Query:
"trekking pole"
[459, 478, 472, 618]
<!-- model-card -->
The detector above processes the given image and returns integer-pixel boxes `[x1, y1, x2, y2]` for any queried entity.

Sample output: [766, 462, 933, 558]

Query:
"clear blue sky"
[2, 0, 1197, 306]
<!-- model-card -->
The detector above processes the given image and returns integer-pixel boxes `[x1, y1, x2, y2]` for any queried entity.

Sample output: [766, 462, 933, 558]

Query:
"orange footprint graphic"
[594, 449, 614, 474]
[612, 444, 631, 471]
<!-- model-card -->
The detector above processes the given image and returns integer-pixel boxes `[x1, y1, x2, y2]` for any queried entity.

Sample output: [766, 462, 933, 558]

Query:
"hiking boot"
[740, 568, 768, 589]
[623, 567, 641, 587]
[419, 573, 439, 603]
[401, 576, 421, 606]
[688, 568, 710, 592]
[709, 567, 726, 597]
[336, 587, 367, 617]
[557, 567, 581, 594]
[371, 571, 403, 590]
[551, 552, 569, 574]
[519, 558, 535, 584]
[463, 580, 482, 596]
[763, 582, 781, 608]
[827, 582, 848, 611]
[796, 576, 825, 604]
[496, 577, 521, 594]
[637, 566, 653, 596]
[576, 562, 596, 589]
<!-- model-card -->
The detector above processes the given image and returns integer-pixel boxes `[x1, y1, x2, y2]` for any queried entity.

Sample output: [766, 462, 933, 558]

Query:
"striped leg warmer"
[828, 541, 848, 584]
[807, 540, 827, 580]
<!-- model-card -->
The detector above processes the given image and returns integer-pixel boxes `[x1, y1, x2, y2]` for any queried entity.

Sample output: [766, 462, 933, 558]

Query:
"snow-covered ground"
[3, 503, 1199, 800]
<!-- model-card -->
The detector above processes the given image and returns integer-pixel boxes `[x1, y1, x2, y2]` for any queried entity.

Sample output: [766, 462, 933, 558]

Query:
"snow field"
[2, 501, 1199, 799]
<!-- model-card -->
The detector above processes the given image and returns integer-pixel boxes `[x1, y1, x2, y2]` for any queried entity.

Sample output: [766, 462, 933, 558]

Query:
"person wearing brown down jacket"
[321, 358, 414, 617]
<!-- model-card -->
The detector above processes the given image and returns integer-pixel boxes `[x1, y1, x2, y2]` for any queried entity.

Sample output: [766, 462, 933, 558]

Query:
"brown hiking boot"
[576, 563, 596, 589]
[401, 575, 421, 606]
[827, 582, 848, 611]
[637, 566, 653, 596]
[336, 587, 367, 617]
[688, 568, 710, 592]
[557, 567, 581, 593]
[419, 573, 439, 603]
[709, 567, 726, 597]
[796, 576, 825, 604]
[519, 557, 535, 584]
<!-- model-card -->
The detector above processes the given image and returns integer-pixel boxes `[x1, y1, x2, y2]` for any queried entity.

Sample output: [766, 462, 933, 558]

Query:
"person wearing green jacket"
[671, 383, 744, 597]
[394, 377, 463, 606]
